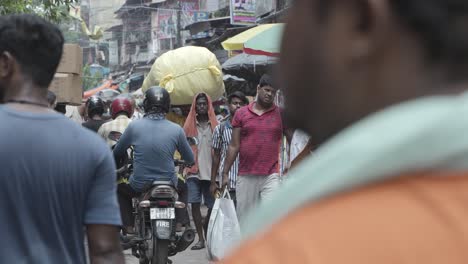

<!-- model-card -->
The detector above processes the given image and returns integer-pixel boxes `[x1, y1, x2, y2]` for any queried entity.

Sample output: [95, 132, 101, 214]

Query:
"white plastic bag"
[207, 190, 241, 261]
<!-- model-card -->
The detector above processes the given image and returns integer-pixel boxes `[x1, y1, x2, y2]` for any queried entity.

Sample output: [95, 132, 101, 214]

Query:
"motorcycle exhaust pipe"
[175, 229, 196, 252]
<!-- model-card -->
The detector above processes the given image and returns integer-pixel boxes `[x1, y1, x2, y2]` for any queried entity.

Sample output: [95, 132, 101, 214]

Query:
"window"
[159, 38, 175, 51]
[140, 44, 148, 53]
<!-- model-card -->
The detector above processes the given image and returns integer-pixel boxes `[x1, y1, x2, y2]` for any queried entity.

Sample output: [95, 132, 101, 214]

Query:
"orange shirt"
[221, 173, 468, 264]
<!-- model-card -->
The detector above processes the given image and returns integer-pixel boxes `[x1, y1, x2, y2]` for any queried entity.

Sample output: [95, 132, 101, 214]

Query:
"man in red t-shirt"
[222, 74, 283, 225]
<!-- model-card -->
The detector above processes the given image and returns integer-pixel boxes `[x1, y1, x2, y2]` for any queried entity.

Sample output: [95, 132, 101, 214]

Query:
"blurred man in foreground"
[222, 0, 468, 263]
[0, 14, 123, 263]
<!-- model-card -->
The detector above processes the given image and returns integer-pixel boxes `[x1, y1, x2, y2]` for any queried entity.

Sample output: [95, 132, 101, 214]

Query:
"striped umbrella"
[222, 24, 284, 57]
[244, 23, 285, 57]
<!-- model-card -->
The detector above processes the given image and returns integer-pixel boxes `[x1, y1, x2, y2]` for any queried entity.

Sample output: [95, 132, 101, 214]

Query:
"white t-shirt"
[196, 123, 213, 181]
[65, 105, 83, 124]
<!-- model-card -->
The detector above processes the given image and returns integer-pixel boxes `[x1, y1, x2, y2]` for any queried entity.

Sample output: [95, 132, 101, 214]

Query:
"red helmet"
[111, 97, 134, 119]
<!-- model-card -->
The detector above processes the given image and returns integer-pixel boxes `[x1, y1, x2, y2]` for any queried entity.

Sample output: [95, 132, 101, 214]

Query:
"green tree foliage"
[60, 21, 86, 44]
[82, 64, 104, 91]
[0, 0, 79, 23]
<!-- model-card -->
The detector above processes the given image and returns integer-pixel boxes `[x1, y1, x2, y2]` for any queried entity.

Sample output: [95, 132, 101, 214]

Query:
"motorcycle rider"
[113, 86, 195, 234]
[98, 96, 134, 148]
[83, 96, 108, 133]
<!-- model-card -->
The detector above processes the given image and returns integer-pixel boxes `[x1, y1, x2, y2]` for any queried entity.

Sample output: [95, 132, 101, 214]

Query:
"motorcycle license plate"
[150, 208, 175, 220]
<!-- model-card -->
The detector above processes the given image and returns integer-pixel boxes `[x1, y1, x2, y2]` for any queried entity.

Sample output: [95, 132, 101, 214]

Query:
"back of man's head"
[0, 14, 64, 89]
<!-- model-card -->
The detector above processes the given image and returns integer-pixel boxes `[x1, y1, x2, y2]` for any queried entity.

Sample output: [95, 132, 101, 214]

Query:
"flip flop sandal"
[191, 241, 206, 250]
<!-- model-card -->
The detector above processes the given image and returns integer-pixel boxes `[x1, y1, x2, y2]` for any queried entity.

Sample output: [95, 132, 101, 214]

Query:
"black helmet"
[86, 96, 105, 118]
[144, 86, 170, 114]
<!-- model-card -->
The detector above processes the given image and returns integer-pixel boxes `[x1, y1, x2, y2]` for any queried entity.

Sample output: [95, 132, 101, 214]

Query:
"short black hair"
[259, 74, 275, 88]
[318, 0, 468, 68]
[389, 0, 468, 66]
[0, 14, 64, 88]
[196, 93, 208, 101]
[228, 91, 249, 105]
[54, 103, 66, 114]
[47, 90, 57, 105]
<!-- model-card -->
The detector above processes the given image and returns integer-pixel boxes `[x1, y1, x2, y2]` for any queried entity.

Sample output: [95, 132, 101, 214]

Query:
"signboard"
[191, 11, 210, 39]
[230, 0, 256, 25]
[193, 11, 209, 21]
[157, 10, 177, 39]
[156, 0, 201, 40]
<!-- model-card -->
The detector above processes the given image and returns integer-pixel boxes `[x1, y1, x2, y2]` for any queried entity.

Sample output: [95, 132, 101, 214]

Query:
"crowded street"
[3, 0, 468, 264]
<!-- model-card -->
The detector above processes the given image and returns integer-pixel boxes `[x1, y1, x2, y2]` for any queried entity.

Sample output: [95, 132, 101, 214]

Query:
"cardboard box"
[57, 44, 83, 75]
[49, 73, 83, 105]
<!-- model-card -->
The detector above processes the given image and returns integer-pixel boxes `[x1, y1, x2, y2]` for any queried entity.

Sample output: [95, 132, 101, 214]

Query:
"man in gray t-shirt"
[0, 14, 124, 264]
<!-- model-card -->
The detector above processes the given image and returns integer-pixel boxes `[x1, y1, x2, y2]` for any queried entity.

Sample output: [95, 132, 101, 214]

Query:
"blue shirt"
[113, 117, 194, 192]
[0, 106, 121, 264]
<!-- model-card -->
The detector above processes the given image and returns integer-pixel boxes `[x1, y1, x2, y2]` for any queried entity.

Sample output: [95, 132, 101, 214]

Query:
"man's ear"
[346, 0, 391, 61]
[0, 52, 14, 79]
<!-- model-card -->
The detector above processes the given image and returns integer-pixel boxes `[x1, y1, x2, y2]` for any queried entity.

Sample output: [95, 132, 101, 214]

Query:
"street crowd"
[76, 74, 312, 252]
[46, 68, 311, 264]
[3, 0, 468, 263]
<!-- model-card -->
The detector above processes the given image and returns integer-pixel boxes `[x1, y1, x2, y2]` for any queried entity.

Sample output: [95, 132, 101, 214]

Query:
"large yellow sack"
[141, 46, 225, 105]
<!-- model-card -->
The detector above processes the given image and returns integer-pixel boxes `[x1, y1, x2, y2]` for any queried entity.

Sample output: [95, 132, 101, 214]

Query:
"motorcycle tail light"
[157, 200, 169, 206]
[151, 186, 175, 198]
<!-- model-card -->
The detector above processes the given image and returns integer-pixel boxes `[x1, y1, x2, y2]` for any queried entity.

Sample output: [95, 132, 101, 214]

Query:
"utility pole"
[176, 1, 182, 48]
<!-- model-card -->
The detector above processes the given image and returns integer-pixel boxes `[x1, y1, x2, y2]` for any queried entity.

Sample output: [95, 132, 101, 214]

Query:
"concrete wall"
[89, 0, 126, 31]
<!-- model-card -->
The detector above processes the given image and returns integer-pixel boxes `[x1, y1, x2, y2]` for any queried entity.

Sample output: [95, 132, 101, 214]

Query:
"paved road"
[126, 205, 211, 264]
[124, 244, 210, 264]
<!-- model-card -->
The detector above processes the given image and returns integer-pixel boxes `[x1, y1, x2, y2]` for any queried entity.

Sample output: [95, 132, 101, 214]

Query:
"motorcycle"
[118, 137, 198, 264]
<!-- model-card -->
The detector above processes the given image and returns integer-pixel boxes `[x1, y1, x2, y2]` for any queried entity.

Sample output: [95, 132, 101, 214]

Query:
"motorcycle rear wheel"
[152, 235, 169, 264]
